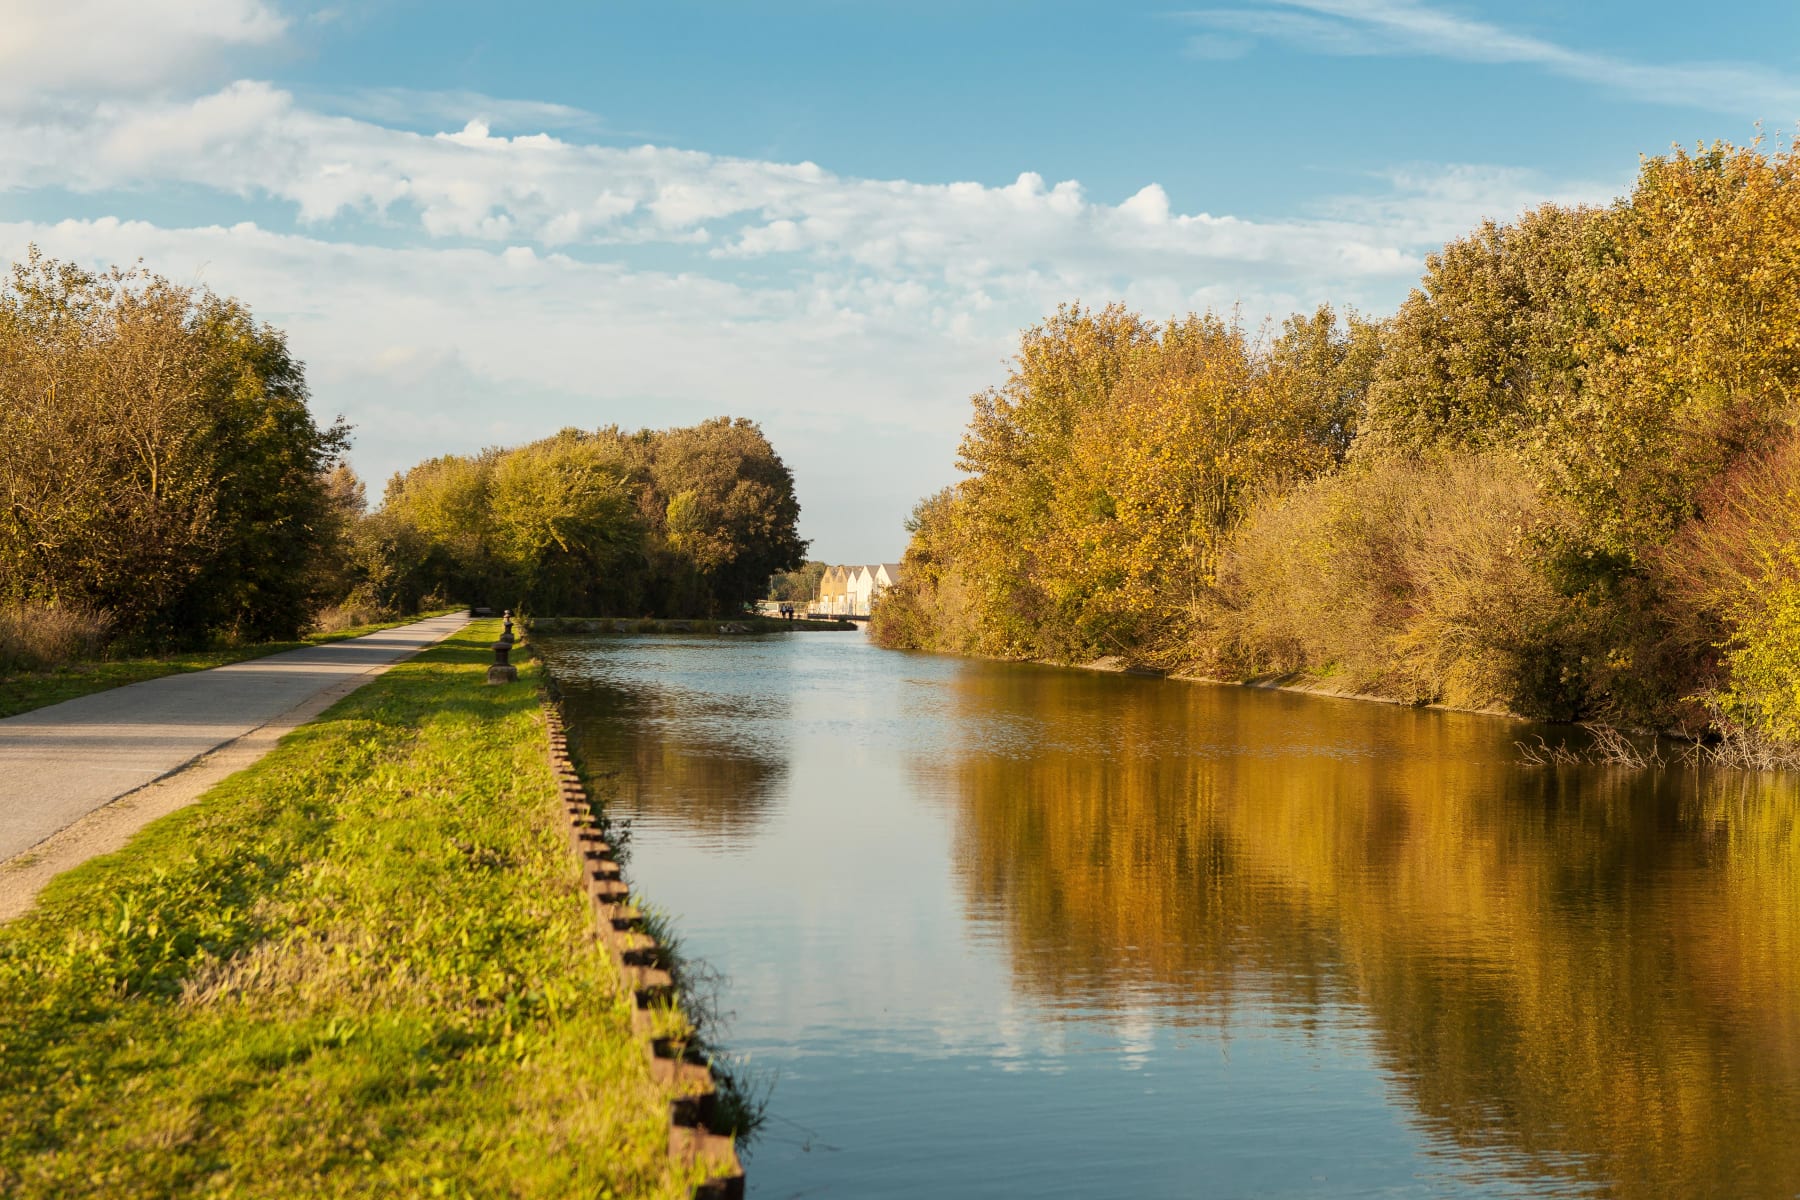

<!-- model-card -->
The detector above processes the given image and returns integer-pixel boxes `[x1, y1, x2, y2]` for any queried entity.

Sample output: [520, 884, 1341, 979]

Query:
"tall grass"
[0, 602, 113, 672]
[308, 595, 388, 635]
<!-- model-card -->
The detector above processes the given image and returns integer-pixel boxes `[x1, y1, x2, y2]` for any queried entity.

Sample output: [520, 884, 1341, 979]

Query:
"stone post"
[486, 609, 519, 685]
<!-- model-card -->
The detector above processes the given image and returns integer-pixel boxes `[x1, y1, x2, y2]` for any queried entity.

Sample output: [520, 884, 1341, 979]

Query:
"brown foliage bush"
[309, 596, 388, 636]
[1658, 429, 1800, 749]
[1212, 453, 1569, 711]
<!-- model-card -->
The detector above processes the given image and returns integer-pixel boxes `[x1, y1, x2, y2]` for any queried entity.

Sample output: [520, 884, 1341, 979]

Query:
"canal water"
[539, 631, 1800, 1199]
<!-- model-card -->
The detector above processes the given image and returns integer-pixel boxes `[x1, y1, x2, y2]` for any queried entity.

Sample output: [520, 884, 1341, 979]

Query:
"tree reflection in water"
[923, 663, 1800, 1199]
[548, 641, 791, 847]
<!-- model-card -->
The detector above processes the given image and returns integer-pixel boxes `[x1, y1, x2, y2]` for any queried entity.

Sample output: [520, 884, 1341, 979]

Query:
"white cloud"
[0, 82, 1444, 293]
[0, 68, 1621, 556]
[0, 0, 285, 103]
[1315, 164, 1622, 248]
[1184, 0, 1800, 117]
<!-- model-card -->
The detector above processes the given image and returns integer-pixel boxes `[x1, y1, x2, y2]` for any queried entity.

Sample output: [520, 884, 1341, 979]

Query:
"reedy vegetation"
[872, 141, 1800, 761]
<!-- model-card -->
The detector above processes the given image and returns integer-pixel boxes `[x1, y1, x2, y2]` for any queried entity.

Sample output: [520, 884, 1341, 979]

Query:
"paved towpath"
[0, 613, 470, 866]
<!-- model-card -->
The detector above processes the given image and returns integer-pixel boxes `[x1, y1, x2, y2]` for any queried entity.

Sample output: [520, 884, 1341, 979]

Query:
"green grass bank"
[0, 622, 706, 1199]
[0, 609, 463, 720]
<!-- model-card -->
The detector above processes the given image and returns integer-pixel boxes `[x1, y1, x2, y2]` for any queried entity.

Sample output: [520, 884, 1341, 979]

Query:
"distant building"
[817, 565, 850, 615]
[807, 561, 903, 618]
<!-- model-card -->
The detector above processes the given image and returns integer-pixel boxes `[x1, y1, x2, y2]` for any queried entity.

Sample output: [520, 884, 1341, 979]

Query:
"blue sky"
[3, 1, 1795, 560]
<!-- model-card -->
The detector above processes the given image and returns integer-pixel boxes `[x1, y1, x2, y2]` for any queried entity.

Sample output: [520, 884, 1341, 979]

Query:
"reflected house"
[811, 562, 903, 617]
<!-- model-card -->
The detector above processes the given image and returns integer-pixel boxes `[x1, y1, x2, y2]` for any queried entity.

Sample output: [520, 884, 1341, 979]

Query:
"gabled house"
[806, 561, 905, 617]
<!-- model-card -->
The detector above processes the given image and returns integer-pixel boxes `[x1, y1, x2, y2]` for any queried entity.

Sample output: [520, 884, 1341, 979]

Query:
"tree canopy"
[875, 138, 1800, 754]
[0, 249, 347, 644]
[361, 418, 805, 619]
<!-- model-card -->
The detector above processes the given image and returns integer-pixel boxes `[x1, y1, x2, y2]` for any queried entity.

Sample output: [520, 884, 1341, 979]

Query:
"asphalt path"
[0, 613, 470, 864]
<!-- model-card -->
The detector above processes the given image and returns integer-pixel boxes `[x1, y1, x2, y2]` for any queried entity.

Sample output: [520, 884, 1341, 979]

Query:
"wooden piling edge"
[541, 700, 746, 1200]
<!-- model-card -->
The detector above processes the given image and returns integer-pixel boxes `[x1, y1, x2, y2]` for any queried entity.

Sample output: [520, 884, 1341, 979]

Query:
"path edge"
[0, 615, 469, 922]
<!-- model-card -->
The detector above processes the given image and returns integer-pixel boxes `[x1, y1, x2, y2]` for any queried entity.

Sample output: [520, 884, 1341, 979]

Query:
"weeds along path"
[0, 622, 711, 1198]
[0, 614, 469, 904]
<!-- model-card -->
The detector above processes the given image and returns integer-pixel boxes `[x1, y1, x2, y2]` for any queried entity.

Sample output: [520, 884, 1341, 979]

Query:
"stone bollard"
[486, 609, 519, 685]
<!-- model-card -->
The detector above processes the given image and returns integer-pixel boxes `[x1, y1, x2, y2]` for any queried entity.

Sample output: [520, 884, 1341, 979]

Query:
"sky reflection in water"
[541, 633, 1800, 1200]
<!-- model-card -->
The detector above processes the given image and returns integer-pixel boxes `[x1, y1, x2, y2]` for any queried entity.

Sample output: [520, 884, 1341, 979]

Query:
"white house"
[807, 561, 904, 617]
[845, 566, 876, 616]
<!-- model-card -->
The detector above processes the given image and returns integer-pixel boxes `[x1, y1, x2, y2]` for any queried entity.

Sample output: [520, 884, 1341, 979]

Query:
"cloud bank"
[0, 0, 1626, 558]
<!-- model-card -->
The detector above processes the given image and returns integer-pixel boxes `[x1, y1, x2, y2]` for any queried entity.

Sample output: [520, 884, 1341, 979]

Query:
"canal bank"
[1072, 654, 1526, 720]
[0, 622, 729, 1198]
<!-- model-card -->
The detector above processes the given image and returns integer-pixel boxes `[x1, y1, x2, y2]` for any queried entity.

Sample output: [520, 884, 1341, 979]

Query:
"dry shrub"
[310, 594, 387, 636]
[869, 564, 983, 655]
[1658, 430, 1800, 752]
[0, 602, 114, 672]
[1214, 452, 1567, 710]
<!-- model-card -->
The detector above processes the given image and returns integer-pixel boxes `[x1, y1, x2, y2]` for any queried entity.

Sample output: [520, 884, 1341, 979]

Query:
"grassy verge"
[0, 622, 705, 1199]
[0, 609, 463, 720]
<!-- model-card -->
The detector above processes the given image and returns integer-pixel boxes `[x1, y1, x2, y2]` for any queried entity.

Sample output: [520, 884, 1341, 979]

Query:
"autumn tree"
[1360, 204, 1598, 459]
[952, 304, 1159, 656]
[1527, 143, 1800, 561]
[883, 305, 1368, 662]
[1039, 314, 1349, 659]
[364, 418, 804, 619]
[881, 137, 1800, 748]
[0, 248, 347, 644]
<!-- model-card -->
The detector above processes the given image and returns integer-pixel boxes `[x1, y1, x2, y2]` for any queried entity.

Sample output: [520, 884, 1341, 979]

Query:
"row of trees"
[348, 419, 806, 619]
[1, 247, 808, 656]
[872, 141, 1800, 755]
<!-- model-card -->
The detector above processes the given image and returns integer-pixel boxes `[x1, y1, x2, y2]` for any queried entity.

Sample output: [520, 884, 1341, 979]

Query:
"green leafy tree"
[488, 431, 643, 615]
[644, 417, 807, 615]
[769, 561, 827, 602]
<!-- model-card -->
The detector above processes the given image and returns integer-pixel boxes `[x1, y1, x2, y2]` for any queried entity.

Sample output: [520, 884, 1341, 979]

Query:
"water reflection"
[547, 637, 792, 844]
[930, 663, 1800, 1199]
[546, 634, 1800, 1198]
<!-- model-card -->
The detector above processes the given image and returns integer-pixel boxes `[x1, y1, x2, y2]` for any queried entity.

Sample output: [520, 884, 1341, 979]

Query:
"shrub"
[1213, 453, 1572, 712]
[309, 594, 388, 636]
[1660, 431, 1800, 749]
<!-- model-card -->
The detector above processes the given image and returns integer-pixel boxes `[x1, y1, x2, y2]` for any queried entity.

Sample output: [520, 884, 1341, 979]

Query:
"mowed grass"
[0, 623, 702, 1199]
[0, 610, 464, 720]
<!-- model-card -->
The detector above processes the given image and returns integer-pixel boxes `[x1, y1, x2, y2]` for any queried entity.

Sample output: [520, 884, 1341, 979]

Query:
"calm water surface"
[540, 632, 1800, 1200]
